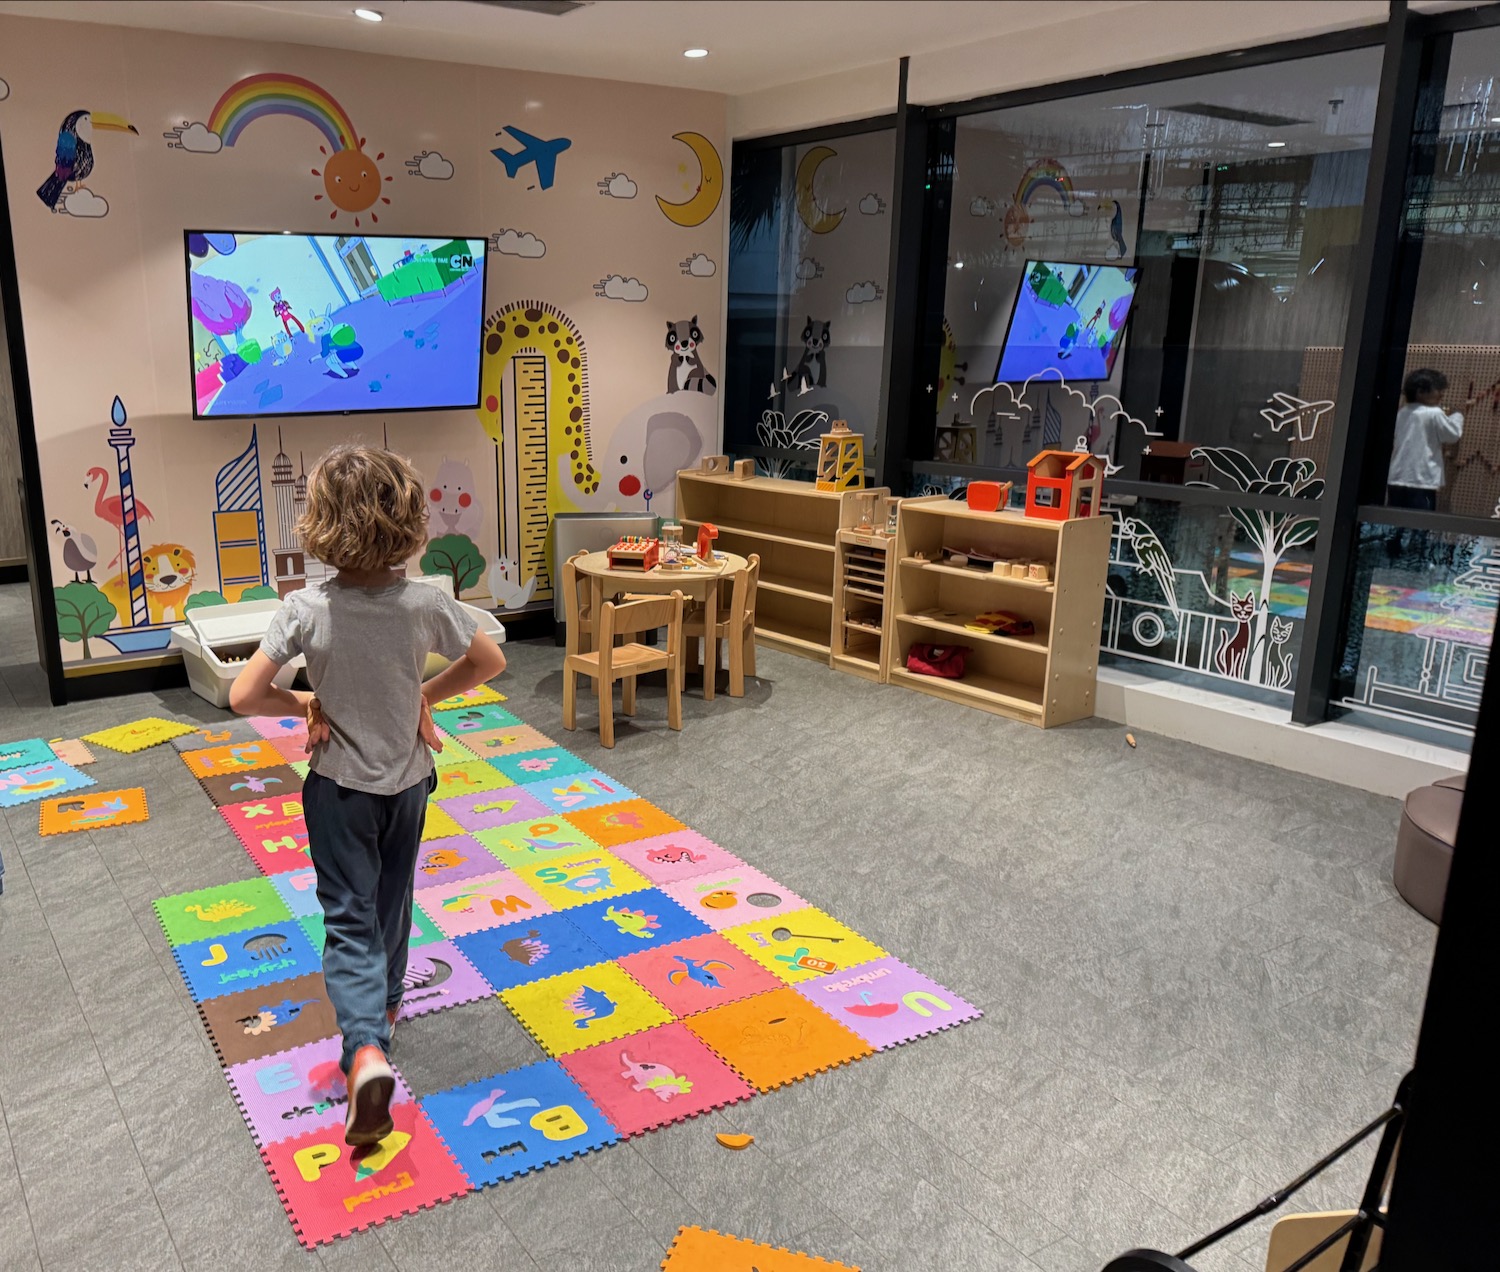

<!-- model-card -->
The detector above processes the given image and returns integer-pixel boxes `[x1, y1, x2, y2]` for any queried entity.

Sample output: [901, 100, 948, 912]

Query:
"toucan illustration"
[37, 109, 138, 210]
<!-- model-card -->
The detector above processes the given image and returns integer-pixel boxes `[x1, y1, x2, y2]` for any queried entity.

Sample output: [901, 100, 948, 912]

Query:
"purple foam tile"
[436, 787, 551, 835]
[414, 835, 506, 890]
[793, 956, 982, 1050]
[226, 1036, 412, 1147]
[396, 941, 494, 1020]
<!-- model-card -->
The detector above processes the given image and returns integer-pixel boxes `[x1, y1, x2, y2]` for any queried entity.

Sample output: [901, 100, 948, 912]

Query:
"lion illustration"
[102, 543, 198, 624]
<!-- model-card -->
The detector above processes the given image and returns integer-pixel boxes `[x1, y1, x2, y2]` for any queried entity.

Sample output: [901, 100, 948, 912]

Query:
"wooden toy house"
[1025, 450, 1104, 520]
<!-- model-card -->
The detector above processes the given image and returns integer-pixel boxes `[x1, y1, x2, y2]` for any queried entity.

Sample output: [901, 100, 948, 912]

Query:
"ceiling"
[0, 0, 1142, 97]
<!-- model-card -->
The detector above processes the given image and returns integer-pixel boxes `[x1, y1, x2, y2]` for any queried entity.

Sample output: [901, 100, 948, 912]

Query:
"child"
[1388, 368, 1469, 511]
[228, 444, 506, 1146]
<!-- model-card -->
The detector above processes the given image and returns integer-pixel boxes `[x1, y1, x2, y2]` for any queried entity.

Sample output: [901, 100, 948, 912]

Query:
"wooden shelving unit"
[675, 471, 888, 662]
[832, 528, 893, 682]
[883, 496, 1112, 727]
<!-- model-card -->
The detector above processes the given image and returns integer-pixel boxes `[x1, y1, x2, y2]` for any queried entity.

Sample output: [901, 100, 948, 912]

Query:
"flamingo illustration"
[86, 466, 155, 568]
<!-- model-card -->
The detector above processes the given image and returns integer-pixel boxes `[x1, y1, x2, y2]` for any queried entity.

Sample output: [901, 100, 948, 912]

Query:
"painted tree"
[1189, 448, 1321, 684]
[54, 581, 115, 660]
[183, 590, 229, 613]
[421, 534, 485, 599]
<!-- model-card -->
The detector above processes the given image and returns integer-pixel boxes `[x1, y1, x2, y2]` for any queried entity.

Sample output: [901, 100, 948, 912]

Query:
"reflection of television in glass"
[185, 230, 488, 419]
[994, 261, 1139, 384]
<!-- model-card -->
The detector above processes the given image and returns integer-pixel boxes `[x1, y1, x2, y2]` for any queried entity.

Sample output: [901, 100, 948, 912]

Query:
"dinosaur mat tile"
[220, 796, 310, 875]
[431, 684, 507, 711]
[198, 971, 338, 1067]
[561, 1020, 754, 1138]
[37, 786, 149, 836]
[793, 957, 982, 1051]
[662, 866, 809, 932]
[518, 770, 637, 816]
[430, 760, 514, 801]
[617, 932, 783, 1018]
[199, 764, 304, 809]
[394, 941, 494, 1022]
[486, 747, 593, 785]
[419, 1060, 617, 1187]
[412, 835, 507, 889]
[432, 703, 520, 736]
[82, 717, 198, 753]
[498, 962, 673, 1057]
[422, 869, 554, 940]
[227, 1036, 413, 1148]
[722, 907, 888, 986]
[555, 889, 711, 960]
[0, 760, 93, 808]
[434, 786, 548, 835]
[181, 739, 285, 779]
[260, 1101, 470, 1248]
[662, 1225, 861, 1271]
[156, 877, 292, 946]
[0, 738, 55, 772]
[472, 816, 603, 871]
[453, 912, 609, 994]
[460, 725, 555, 759]
[607, 831, 744, 887]
[683, 987, 873, 1093]
[174, 919, 323, 1002]
[510, 849, 650, 911]
[560, 797, 685, 848]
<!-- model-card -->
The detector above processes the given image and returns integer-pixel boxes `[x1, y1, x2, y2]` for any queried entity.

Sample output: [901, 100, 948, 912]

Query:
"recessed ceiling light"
[354, 8, 383, 21]
[954, 260, 964, 269]
[683, 48, 709, 59]
[1266, 140, 1287, 148]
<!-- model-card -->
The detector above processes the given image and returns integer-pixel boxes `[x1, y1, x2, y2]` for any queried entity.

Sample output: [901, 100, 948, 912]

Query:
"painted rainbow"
[208, 73, 359, 151]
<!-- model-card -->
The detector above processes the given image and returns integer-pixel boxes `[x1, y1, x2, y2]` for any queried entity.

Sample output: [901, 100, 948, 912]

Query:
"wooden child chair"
[684, 553, 760, 698]
[563, 591, 684, 748]
[560, 550, 595, 656]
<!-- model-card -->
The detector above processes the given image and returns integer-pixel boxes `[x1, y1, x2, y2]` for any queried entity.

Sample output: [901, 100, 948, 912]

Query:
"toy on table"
[607, 536, 661, 571]
[695, 522, 719, 560]
[966, 480, 1012, 513]
[1025, 450, 1104, 519]
[659, 523, 684, 569]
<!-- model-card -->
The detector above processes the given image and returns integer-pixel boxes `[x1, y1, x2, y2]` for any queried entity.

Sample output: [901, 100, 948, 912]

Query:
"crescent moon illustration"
[656, 131, 723, 228]
[796, 145, 845, 234]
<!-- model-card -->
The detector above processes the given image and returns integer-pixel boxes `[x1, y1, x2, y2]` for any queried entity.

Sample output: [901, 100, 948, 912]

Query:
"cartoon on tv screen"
[996, 261, 1139, 384]
[186, 231, 487, 418]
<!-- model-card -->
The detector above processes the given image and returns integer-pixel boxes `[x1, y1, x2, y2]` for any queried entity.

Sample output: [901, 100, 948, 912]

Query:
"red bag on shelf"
[906, 643, 969, 678]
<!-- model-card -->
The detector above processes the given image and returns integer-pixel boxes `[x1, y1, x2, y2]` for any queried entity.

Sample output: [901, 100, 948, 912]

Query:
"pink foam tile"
[421, 869, 555, 940]
[560, 1020, 754, 1137]
[617, 932, 783, 1018]
[270, 736, 314, 765]
[660, 866, 808, 932]
[220, 796, 310, 875]
[436, 787, 551, 835]
[226, 1036, 412, 1147]
[413, 836, 505, 890]
[249, 715, 312, 742]
[607, 831, 745, 887]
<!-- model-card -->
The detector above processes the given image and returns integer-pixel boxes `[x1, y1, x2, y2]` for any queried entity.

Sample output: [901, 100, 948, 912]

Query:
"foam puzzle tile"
[435, 787, 547, 838]
[248, 714, 311, 742]
[463, 725, 555, 758]
[156, 877, 292, 946]
[174, 920, 323, 1002]
[272, 866, 324, 918]
[38, 786, 149, 836]
[561, 798, 684, 848]
[431, 761, 513, 801]
[684, 987, 873, 1093]
[722, 908, 889, 986]
[454, 912, 610, 994]
[430, 736, 481, 768]
[562, 1020, 755, 1138]
[421, 1059, 617, 1187]
[290, 761, 311, 778]
[609, 831, 744, 887]
[431, 684, 507, 710]
[433, 703, 520, 735]
[618, 932, 783, 1018]
[520, 771, 636, 816]
[419, 804, 465, 843]
[221, 796, 310, 874]
[260, 1101, 470, 1248]
[45, 738, 95, 766]
[182, 740, 284, 779]
[662, 1225, 861, 1271]
[423, 870, 554, 939]
[0, 738, 55, 772]
[512, 849, 650, 911]
[408, 901, 444, 948]
[662, 867, 809, 932]
[271, 736, 315, 765]
[227, 1036, 413, 1148]
[794, 957, 983, 1051]
[499, 962, 673, 1056]
[413, 835, 504, 889]
[396, 941, 494, 1021]
[83, 717, 197, 753]
[0, 760, 93, 808]
[488, 747, 593, 784]
[198, 971, 339, 1067]
[559, 890, 711, 960]
[171, 720, 262, 751]
[199, 763, 304, 809]
[474, 816, 603, 871]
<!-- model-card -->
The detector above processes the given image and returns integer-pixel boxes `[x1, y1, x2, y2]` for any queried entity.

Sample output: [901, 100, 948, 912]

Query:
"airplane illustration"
[490, 127, 572, 191]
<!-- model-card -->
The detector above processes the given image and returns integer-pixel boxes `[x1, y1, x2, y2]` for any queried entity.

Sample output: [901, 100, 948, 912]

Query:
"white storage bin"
[170, 599, 303, 709]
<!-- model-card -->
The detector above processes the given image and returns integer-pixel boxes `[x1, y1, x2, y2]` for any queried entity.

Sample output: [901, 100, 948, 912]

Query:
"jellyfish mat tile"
[420, 1059, 617, 1187]
[617, 932, 783, 1018]
[558, 889, 711, 960]
[793, 956, 982, 1051]
[260, 1102, 470, 1248]
[607, 830, 744, 887]
[453, 911, 609, 994]
[561, 1020, 755, 1138]
[499, 962, 673, 1057]
[684, 987, 873, 1093]
[156, 877, 292, 946]
[174, 920, 323, 1002]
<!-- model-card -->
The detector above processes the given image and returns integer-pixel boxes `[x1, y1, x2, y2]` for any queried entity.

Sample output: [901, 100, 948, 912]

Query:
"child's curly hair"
[299, 444, 428, 572]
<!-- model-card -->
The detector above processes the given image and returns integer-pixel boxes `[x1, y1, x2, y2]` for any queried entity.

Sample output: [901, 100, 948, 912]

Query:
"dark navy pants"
[303, 769, 433, 1070]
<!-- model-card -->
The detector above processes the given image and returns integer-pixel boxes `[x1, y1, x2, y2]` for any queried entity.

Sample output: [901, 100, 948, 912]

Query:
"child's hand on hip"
[419, 700, 445, 753]
[304, 697, 331, 752]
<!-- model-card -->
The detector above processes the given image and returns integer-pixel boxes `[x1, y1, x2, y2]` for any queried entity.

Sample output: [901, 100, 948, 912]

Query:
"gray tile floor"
[0, 581, 1435, 1271]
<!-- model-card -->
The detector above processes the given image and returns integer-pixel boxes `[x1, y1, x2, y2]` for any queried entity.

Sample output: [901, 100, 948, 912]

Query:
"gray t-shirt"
[260, 577, 479, 797]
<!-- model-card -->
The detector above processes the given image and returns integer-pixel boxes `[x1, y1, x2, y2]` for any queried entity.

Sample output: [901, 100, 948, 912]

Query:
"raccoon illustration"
[789, 317, 830, 392]
[665, 317, 718, 395]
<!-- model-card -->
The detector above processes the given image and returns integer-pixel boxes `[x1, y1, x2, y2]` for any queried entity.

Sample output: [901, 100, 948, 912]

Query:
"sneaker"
[345, 1044, 395, 1146]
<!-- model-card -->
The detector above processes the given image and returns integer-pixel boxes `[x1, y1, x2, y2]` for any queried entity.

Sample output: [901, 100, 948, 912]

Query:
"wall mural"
[656, 132, 722, 228]
[38, 107, 138, 218]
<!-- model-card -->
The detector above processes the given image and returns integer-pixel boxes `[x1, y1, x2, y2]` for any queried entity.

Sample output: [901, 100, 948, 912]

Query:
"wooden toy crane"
[815, 420, 865, 492]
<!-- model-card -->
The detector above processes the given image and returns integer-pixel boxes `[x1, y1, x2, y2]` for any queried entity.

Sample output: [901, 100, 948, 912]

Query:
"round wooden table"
[572, 550, 749, 701]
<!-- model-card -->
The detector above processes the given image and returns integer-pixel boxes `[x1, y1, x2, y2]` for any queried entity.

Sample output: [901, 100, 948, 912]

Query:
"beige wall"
[0, 13, 727, 665]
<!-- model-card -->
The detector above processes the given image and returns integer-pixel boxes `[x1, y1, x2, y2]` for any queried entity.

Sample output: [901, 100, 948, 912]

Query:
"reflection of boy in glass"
[1387, 368, 1468, 511]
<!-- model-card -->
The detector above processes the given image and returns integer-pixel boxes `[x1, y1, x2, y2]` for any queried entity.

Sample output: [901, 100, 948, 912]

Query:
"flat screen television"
[994, 260, 1139, 384]
[185, 230, 487, 419]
